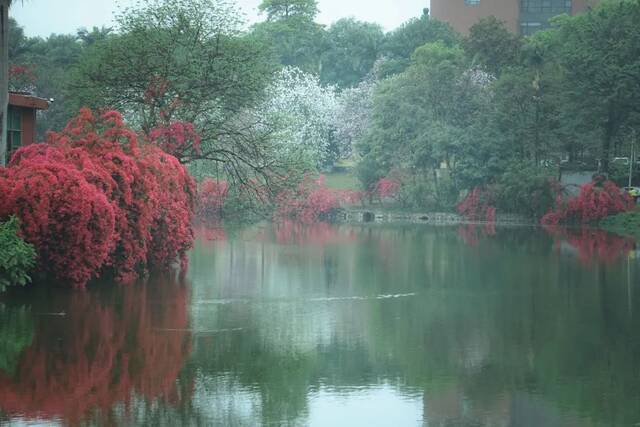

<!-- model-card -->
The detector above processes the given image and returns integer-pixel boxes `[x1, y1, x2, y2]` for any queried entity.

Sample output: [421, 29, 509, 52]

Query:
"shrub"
[375, 176, 401, 200]
[275, 175, 346, 223]
[541, 180, 633, 225]
[457, 186, 496, 222]
[0, 217, 36, 292]
[493, 165, 559, 219]
[0, 109, 195, 288]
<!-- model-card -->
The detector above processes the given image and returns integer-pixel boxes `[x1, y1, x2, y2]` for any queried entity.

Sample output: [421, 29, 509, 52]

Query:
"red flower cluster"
[0, 109, 196, 287]
[149, 121, 202, 163]
[541, 181, 633, 225]
[375, 176, 400, 200]
[457, 187, 497, 222]
[8, 64, 36, 91]
[275, 175, 346, 223]
[197, 178, 229, 219]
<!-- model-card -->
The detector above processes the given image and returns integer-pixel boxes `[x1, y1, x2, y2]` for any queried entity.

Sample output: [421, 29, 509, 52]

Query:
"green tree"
[379, 9, 459, 76]
[552, 0, 640, 173]
[320, 18, 384, 88]
[252, 16, 325, 73]
[360, 42, 485, 208]
[258, 0, 318, 20]
[70, 0, 283, 185]
[465, 16, 522, 77]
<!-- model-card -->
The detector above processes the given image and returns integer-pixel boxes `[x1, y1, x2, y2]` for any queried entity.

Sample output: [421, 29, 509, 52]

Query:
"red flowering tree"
[374, 176, 400, 201]
[8, 64, 36, 92]
[541, 180, 633, 225]
[457, 187, 497, 222]
[275, 175, 342, 223]
[0, 109, 196, 287]
[149, 121, 202, 163]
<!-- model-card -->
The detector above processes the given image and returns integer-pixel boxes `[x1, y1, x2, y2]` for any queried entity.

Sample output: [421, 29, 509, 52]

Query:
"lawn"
[323, 172, 361, 191]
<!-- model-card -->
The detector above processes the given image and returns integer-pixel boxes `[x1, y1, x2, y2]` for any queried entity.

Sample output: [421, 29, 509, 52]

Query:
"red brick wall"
[20, 108, 36, 146]
[431, 0, 520, 35]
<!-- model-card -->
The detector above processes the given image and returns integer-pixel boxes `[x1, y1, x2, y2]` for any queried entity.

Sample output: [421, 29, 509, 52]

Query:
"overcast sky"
[10, 0, 431, 38]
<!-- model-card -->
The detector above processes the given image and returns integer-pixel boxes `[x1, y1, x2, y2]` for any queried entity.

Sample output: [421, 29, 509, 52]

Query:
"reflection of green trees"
[186, 224, 640, 426]
[0, 305, 33, 377]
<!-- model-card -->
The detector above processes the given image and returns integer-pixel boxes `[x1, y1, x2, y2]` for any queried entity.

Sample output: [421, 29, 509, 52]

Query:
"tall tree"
[553, 0, 640, 173]
[70, 0, 283, 187]
[0, 0, 11, 166]
[258, 0, 318, 20]
[465, 16, 522, 77]
[320, 18, 383, 88]
[379, 9, 459, 76]
[253, 0, 324, 73]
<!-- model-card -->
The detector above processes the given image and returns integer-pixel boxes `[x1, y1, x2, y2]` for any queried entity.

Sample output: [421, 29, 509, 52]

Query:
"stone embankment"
[338, 209, 530, 225]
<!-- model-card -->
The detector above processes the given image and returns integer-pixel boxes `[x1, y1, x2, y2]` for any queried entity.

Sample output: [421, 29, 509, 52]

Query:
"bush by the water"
[0, 109, 196, 288]
[542, 180, 633, 225]
[0, 217, 36, 292]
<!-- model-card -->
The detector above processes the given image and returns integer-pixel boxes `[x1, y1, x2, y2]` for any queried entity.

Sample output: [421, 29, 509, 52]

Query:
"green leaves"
[0, 216, 36, 292]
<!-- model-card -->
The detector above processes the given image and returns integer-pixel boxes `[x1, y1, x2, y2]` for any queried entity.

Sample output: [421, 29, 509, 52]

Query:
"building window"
[521, 0, 572, 14]
[520, 21, 543, 35]
[465, 0, 480, 5]
[7, 107, 22, 159]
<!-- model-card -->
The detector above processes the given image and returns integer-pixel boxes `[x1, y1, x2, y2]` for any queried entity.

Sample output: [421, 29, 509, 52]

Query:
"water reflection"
[185, 224, 640, 426]
[1, 224, 640, 426]
[544, 226, 637, 265]
[0, 278, 191, 426]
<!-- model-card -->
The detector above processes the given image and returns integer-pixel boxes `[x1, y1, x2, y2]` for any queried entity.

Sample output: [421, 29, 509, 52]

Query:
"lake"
[1, 222, 639, 426]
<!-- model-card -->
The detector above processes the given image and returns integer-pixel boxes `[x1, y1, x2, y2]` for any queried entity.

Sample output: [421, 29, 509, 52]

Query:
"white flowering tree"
[259, 67, 339, 168]
[334, 76, 377, 159]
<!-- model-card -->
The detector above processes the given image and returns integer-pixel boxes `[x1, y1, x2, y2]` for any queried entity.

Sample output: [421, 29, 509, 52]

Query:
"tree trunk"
[0, 2, 9, 166]
[601, 111, 617, 175]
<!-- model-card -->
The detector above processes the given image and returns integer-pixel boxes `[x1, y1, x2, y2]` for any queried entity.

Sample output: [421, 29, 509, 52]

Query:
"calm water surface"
[1, 223, 639, 426]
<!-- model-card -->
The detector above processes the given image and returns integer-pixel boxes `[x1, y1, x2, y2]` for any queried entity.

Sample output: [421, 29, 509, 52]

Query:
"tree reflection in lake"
[0, 277, 192, 426]
[184, 224, 640, 426]
[1, 224, 639, 426]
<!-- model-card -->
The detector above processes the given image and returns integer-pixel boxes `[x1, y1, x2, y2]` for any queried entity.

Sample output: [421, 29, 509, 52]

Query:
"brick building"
[430, 0, 600, 35]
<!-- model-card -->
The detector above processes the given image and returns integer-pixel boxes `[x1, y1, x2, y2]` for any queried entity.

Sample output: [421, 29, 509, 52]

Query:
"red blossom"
[0, 108, 196, 288]
[149, 122, 202, 162]
[541, 180, 633, 225]
[375, 177, 401, 200]
[457, 187, 497, 222]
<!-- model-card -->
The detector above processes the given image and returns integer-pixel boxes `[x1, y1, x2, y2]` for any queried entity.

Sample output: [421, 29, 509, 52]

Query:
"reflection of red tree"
[457, 223, 497, 247]
[545, 226, 636, 265]
[193, 223, 227, 242]
[0, 282, 192, 425]
[273, 220, 356, 246]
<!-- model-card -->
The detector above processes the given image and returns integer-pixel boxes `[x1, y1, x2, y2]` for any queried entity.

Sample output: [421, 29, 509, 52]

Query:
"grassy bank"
[600, 208, 640, 239]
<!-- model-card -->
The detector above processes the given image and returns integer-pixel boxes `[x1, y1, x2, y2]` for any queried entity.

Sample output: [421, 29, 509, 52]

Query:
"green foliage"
[379, 11, 460, 76]
[491, 163, 558, 219]
[320, 18, 384, 88]
[258, 0, 318, 20]
[0, 216, 36, 292]
[8, 19, 87, 136]
[252, 15, 324, 73]
[551, 0, 640, 172]
[465, 16, 522, 76]
[599, 207, 640, 239]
